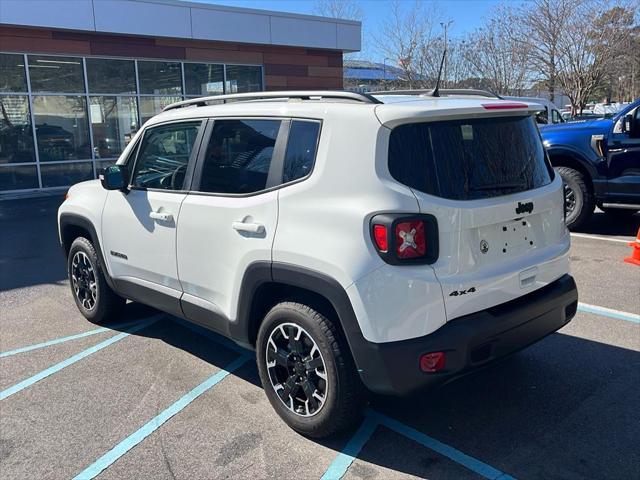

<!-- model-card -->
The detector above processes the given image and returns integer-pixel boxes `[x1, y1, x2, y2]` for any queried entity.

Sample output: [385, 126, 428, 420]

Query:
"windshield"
[388, 115, 553, 200]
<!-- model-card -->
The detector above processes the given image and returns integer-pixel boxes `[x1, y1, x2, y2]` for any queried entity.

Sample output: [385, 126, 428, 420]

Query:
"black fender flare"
[58, 213, 116, 291]
[546, 145, 601, 181]
[232, 261, 390, 393]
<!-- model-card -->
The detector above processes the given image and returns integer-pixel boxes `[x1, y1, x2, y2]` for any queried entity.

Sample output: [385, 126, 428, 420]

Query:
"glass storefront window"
[184, 63, 224, 96]
[0, 95, 36, 164]
[139, 96, 181, 124]
[0, 53, 27, 92]
[137, 61, 182, 95]
[90, 96, 139, 159]
[86, 58, 136, 94]
[40, 161, 93, 187]
[32, 96, 91, 161]
[28, 55, 85, 93]
[225, 65, 262, 93]
[0, 164, 39, 191]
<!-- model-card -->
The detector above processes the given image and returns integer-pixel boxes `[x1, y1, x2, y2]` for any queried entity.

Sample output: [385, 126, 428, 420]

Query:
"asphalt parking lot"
[1, 195, 638, 480]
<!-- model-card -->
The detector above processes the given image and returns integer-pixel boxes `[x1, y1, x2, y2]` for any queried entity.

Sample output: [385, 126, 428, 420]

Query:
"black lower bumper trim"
[354, 274, 578, 395]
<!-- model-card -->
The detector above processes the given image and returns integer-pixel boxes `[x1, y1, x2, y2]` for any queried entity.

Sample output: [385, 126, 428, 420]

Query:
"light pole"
[382, 57, 393, 89]
[440, 20, 453, 88]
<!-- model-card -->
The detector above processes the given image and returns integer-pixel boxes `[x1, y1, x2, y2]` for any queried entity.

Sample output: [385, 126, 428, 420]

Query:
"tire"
[256, 302, 367, 438]
[556, 166, 595, 230]
[68, 237, 125, 324]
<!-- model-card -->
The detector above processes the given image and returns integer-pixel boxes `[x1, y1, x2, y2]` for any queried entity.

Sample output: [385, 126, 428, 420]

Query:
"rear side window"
[198, 119, 281, 194]
[131, 121, 201, 190]
[388, 115, 553, 200]
[282, 120, 320, 183]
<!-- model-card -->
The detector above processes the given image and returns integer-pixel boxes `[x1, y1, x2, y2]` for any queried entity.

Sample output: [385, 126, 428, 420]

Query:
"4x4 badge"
[516, 201, 534, 215]
[480, 240, 489, 254]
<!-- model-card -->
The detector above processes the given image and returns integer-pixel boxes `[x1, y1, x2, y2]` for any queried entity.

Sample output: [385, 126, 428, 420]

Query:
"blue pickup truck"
[540, 99, 640, 229]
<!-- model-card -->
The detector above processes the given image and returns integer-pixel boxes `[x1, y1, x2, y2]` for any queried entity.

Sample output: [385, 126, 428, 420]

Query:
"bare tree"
[375, 1, 442, 89]
[511, 0, 578, 102]
[557, 2, 635, 112]
[461, 11, 530, 95]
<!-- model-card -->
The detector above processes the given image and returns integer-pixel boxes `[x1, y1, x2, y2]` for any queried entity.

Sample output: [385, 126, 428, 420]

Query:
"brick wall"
[0, 25, 344, 90]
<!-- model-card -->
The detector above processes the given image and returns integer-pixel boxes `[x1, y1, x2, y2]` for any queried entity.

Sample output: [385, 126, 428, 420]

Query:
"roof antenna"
[430, 47, 447, 97]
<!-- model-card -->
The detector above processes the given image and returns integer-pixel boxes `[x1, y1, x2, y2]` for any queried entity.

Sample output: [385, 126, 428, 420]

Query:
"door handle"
[149, 211, 173, 222]
[232, 221, 265, 234]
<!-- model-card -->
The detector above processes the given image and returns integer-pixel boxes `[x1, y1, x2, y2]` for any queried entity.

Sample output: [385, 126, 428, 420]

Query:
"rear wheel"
[256, 302, 366, 438]
[556, 166, 595, 230]
[68, 237, 125, 324]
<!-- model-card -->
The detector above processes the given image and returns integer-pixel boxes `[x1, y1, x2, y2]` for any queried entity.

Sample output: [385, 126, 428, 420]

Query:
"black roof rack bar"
[163, 90, 382, 111]
[371, 88, 502, 99]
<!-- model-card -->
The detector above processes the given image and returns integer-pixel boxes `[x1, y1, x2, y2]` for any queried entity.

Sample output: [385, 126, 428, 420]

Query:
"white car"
[503, 96, 565, 125]
[58, 90, 578, 437]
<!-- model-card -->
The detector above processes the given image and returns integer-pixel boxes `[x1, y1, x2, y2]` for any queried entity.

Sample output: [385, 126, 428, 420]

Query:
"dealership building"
[0, 0, 360, 193]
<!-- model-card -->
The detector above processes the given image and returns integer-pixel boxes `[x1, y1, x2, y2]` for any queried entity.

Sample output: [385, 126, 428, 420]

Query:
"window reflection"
[137, 61, 182, 95]
[184, 63, 224, 96]
[139, 96, 181, 124]
[90, 96, 139, 159]
[0, 164, 39, 191]
[0, 54, 27, 92]
[0, 95, 35, 164]
[33, 96, 91, 161]
[86, 58, 136, 94]
[40, 161, 93, 187]
[225, 65, 262, 93]
[28, 55, 85, 93]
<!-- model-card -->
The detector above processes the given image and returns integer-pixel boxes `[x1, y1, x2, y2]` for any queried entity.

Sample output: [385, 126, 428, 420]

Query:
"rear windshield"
[388, 115, 553, 200]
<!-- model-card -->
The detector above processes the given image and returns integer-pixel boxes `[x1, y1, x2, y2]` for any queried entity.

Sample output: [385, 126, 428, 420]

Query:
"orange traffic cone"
[624, 228, 640, 266]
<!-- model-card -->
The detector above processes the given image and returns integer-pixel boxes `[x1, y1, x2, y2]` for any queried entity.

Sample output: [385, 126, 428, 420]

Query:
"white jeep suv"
[58, 91, 578, 438]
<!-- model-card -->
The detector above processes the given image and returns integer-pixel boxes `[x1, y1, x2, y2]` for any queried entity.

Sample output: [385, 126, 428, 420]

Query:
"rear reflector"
[373, 224, 388, 252]
[420, 352, 446, 373]
[482, 102, 528, 110]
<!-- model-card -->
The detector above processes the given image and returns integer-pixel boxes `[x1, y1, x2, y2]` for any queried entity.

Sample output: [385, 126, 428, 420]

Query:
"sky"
[187, 0, 504, 61]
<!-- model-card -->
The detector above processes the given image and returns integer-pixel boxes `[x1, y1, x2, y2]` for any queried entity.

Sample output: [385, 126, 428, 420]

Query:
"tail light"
[370, 214, 438, 265]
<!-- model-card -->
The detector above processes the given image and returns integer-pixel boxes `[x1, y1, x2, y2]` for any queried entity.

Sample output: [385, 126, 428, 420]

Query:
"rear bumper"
[353, 274, 578, 395]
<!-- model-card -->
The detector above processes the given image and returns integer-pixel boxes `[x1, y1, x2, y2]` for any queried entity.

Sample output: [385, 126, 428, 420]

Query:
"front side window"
[282, 121, 320, 183]
[389, 115, 553, 200]
[131, 121, 201, 190]
[198, 119, 281, 194]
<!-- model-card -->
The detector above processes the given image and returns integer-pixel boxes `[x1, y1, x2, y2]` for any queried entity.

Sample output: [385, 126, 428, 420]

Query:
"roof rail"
[163, 90, 382, 112]
[371, 88, 502, 99]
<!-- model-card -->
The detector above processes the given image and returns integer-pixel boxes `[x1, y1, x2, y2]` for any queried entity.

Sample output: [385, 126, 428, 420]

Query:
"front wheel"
[68, 237, 125, 324]
[556, 166, 595, 230]
[256, 302, 366, 438]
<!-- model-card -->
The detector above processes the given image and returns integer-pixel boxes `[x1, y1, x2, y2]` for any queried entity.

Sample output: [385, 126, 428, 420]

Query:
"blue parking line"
[0, 319, 147, 359]
[320, 415, 378, 480]
[0, 316, 161, 401]
[370, 410, 516, 480]
[577, 303, 640, 324]
[72, 354, 251, 480]
[321, 409, 515, 480]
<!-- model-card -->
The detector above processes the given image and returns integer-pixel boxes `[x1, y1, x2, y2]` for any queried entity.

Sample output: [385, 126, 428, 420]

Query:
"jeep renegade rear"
[58, 91, 578, 438]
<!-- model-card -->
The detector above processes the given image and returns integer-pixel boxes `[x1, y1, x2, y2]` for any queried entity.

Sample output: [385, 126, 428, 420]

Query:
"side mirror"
[99, 165, 128, 191]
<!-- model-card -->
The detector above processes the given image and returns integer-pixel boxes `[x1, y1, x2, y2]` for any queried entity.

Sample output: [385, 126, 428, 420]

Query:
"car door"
[101, 120, 205, 315]
[607, 105, 640, 203]
[177, 117, 291, 332]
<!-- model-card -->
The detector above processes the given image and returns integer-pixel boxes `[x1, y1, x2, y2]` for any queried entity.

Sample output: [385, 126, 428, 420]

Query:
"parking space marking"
[72, 354, 251, 480]
[320, 415, 378, 480]
[570, 233, 632, 244]
[0, 315, 162, 401]
[578, 302, 640, 324]
[0, 319, 148, 359]
[321, 409, 515, 480]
